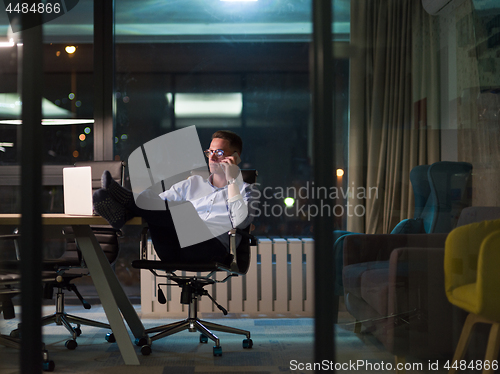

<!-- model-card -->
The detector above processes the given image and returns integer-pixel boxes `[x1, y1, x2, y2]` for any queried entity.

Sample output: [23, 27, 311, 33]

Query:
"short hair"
[212, 130, 243, 154]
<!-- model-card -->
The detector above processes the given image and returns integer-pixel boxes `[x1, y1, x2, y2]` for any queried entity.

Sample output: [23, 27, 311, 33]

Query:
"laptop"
[63, 166, 94, 215]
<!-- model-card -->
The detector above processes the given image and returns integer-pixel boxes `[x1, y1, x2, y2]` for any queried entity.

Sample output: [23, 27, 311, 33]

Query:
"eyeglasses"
[204, 149, 226, 158]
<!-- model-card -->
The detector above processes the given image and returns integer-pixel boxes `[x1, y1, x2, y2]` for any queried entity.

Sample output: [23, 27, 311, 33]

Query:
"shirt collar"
[207, 174, 226, 191]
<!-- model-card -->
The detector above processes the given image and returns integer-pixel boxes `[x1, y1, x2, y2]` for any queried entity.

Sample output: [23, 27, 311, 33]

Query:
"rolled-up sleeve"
[228, 182, 259, 229]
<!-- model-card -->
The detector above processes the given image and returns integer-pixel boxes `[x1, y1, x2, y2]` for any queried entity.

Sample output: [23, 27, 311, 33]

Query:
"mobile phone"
[232, 152, 241, 164]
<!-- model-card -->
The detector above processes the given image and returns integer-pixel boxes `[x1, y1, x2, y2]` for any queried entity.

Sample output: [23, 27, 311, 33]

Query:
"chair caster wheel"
[141, 345, 152, 356]
[42, 360, 55, 372]
[10, 330, 20, 338]
[200, 334, 208, 343]
[65, 339, 78, 350]
[135, 337, 148, 346]
[74, 327, 82, 337]
[105, 333, 116, 343]
[213, 346, 222, 356]
[243, 338, 253, 348]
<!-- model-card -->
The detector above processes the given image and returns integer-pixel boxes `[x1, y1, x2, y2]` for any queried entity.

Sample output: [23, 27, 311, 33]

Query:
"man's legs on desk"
[93, 175, 230, 265]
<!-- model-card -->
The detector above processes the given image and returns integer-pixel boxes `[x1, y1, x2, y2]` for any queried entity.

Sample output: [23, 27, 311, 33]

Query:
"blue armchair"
[333, 161, 472, 299]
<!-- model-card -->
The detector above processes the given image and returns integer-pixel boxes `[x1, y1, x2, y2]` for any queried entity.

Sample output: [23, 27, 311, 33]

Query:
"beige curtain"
[347, 0, 440, 234]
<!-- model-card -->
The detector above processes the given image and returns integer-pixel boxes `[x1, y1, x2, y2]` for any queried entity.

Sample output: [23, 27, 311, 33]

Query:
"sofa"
[342, 206, 500, 361]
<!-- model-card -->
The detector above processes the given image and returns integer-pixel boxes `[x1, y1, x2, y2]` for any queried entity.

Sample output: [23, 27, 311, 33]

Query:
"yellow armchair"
[444, 219, 500, 373]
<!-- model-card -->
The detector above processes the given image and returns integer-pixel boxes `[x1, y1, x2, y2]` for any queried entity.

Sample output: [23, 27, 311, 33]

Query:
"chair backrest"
[426, 161, 472, 233]
[0, 271, 20, 320]
[75, 161, 125, 192]
[240, 169, 258, 185]
[456, 206, 500, 227]
[232, 169, 257, 274]
[409, 165, 431, 219]
[407, 162, 473, 234]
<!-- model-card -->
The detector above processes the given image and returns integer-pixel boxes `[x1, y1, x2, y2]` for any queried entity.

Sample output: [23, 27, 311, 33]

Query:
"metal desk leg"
[108, 275, 146, 340]
[72, 225, 141, 365]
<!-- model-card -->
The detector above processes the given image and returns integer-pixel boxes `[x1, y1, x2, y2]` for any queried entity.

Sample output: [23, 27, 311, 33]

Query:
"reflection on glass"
[174, 93, 243, 118]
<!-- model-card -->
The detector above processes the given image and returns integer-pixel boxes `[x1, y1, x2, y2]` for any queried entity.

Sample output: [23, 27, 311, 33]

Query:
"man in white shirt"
[93, 130, 257, 265]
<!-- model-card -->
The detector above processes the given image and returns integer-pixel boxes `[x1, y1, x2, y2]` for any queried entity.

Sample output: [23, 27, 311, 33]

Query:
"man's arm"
[228, 180, 259, 229]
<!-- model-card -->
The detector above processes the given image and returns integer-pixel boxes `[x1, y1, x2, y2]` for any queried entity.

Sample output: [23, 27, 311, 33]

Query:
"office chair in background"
[10, 161, 125, 350]
[341, 207, 500, 365]
[333, 161, 473, 307]
[0, 235, 55, 371]
[445, 218, 500, 374]
[131, 169, 258, 357]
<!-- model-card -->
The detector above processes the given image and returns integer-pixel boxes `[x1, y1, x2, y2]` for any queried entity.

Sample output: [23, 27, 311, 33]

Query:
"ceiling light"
[0, 119, 95, 126]
[173, 93, 242, 118]
[65, 45, 76, 54]
[0, 38, 14, 48]
[0, 94, 74, 118]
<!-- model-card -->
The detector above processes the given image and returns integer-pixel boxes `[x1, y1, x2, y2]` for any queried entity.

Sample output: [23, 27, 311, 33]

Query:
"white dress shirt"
[159, 173, 257, 249]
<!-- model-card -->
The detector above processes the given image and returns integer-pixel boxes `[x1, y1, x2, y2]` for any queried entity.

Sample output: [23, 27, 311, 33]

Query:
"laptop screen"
[63, 166, 93, 216]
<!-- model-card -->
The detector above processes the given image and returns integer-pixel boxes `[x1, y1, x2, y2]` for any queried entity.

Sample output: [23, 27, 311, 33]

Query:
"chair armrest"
[139, 226, 149, 260]
[479, 230, 500, 283]
[234, 228, 257, 246]
[445, 219, 500, 297]
[0, 235, 20, 240]
[386, 246, 457, 355]
[228, 227, 256, 273]
[0, 233, 21, 271]
[388, 246, 448, 314]
[343, 233, 448, 267]
[0, 233, 21, 261]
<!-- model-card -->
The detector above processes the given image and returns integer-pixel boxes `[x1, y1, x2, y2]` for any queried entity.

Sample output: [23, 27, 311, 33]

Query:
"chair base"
[0, 333, 20, 349]
[138, 281, 253, 356]
[449, 313, 500, 374]
[146, 316, 251, 347]
[40, 311, 111, 338]
[0, 334, 55, 371]
[11, 289, 110, 348]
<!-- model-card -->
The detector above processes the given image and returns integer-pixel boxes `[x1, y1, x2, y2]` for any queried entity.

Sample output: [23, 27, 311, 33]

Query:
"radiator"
[139, 238, 315, 317]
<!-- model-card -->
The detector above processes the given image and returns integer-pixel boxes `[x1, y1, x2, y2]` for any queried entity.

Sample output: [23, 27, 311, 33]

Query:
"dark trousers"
[129, 191, 228, 263]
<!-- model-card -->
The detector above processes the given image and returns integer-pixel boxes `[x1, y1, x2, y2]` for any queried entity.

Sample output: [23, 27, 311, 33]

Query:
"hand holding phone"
[231, 152, 242, 165]
[220, 152, 241, 180]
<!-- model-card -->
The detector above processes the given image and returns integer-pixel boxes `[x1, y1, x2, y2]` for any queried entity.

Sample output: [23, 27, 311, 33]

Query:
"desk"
[0, 214, 146, 365]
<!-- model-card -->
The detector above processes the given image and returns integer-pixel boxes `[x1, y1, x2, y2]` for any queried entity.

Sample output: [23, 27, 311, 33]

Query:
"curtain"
[347, 0, 440, 234]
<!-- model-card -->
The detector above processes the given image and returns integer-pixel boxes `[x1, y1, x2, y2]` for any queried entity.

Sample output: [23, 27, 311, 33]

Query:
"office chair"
[0, 263, 21, 350]
[131, 169, 257, 357]
[444, 218, 500, 374]
[0, 236, 55, 371]
[10, 161, 125, 350]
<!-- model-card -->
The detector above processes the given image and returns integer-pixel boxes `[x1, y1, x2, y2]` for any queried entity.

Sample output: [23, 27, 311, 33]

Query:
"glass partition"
[6, 0, 499, 371]
[0, 1, 93, 216]
[112, 0, 351, 359]
[115, 0, 350, 238]
[0, 1, 94, 301]
[336, 0, 500, 372]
